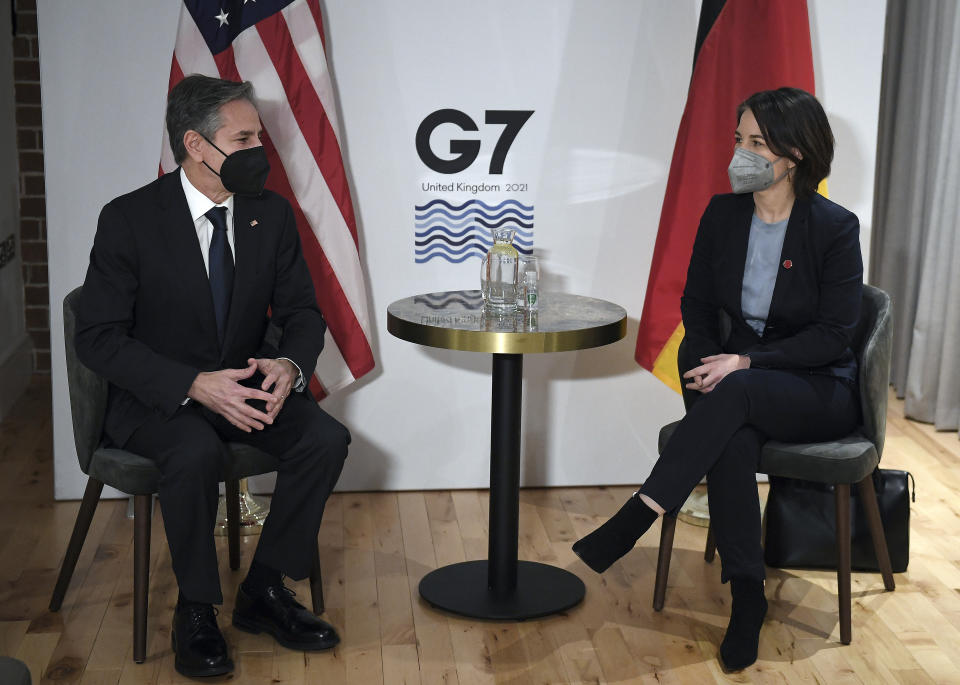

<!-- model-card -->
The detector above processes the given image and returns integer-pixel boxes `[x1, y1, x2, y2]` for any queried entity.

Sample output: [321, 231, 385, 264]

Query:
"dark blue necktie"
[205, 206, 234, 343]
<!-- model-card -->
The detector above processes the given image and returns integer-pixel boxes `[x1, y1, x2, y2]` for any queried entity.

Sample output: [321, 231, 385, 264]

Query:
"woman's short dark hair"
[166, 75, 255, 164]
[737, 88, 834, 198]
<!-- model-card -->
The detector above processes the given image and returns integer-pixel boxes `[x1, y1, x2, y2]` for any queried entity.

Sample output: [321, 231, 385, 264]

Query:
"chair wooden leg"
[835, 484, 852, 645]
[133, 494, 152, 664]
[704, 522, 717, 562]
[309, 540, 324, 615]
[857, 474, 896, 591]
[50, 478, 104, 612]
[653, 516, 677, 611]
[226, 479, 241, 571]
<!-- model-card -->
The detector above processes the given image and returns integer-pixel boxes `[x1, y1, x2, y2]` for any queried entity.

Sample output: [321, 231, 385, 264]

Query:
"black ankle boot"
[719, 578, 768, 671]
[571, 493, 658, 573]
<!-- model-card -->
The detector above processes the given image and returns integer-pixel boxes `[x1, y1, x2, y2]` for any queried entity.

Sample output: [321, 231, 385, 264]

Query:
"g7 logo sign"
[416, 109, 534, 175]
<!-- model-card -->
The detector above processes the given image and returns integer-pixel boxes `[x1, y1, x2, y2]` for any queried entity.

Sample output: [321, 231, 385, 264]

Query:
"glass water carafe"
[482, 227, 519, 312]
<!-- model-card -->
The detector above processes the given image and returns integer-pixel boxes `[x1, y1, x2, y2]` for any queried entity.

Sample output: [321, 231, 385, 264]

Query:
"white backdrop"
[39, 0, 886, 499]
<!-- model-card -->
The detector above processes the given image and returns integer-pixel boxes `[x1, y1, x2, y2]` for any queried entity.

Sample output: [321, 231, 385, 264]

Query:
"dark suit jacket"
[76, 170, 326, 447]
[680, 191, 862, 384]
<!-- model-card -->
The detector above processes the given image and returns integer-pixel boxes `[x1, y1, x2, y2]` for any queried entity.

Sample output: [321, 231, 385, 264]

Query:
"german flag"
[635, 0, 817, 392]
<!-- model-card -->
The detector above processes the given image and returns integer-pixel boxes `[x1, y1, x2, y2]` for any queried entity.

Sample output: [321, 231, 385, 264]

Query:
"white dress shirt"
[180, 167, 236, 276]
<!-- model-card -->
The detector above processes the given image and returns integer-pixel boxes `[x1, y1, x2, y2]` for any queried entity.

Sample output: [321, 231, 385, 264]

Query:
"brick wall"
[13, 0, 48, 373]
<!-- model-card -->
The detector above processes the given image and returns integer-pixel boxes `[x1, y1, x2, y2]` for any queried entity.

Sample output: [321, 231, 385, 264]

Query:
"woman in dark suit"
[573, 88, 863, 671]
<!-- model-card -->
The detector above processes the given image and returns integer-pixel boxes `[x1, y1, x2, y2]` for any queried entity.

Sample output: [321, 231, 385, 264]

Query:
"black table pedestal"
[418, 353, 585, 620]
[418, 559, 585, 620]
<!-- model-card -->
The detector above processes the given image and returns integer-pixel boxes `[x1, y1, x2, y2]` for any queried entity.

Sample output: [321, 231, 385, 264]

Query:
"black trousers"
[638, 367, 858, 583]
[125, 392, 350, 604]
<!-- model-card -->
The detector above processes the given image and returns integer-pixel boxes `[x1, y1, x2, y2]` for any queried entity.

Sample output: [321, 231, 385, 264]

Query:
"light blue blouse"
[741, 214, 788, 336]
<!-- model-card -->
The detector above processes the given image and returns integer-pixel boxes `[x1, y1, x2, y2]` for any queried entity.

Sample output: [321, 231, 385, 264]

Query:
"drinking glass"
[517, 254, 539, 308]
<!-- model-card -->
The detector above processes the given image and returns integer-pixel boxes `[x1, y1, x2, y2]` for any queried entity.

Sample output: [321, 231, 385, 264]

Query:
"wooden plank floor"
[2, 377, 959, 684]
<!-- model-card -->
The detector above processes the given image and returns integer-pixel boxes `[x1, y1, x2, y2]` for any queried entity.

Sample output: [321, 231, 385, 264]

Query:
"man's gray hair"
[166, 75, 256, 164]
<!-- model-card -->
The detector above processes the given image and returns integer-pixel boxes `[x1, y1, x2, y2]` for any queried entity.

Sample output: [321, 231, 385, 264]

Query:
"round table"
[387, 290, 626, 620]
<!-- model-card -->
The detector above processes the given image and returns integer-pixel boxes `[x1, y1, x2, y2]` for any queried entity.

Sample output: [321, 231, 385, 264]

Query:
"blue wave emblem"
[414, 291, 483, 309]
[416, 206, 534, 222]
[416, 199, 533, 212]
[415, 198, 534, 264]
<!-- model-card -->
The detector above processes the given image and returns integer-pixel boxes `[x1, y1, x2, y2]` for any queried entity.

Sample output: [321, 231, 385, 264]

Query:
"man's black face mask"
[201, 134, 271, 197]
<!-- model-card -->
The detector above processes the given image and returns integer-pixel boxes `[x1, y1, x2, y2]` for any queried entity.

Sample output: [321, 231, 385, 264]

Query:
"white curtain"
[870, 0, 960, 431]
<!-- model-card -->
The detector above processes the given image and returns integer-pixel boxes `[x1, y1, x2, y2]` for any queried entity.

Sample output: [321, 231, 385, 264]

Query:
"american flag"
[160, 0, 374, 398]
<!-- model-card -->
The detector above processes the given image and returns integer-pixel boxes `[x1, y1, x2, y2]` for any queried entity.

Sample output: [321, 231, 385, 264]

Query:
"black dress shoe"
[171, 602, 233, 678]
[233, 584, 340, 651]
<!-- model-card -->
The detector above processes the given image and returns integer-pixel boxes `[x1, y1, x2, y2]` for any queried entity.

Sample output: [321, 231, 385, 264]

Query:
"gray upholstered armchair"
[652, 283, 896, 645]
[50, 287, 325, 664]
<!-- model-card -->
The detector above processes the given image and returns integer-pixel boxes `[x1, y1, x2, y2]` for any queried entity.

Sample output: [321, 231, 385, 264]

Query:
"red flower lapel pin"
[782, 259, 793, 269]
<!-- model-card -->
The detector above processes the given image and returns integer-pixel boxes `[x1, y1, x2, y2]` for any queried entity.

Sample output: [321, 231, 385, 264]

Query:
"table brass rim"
[386, 292, 627, 354]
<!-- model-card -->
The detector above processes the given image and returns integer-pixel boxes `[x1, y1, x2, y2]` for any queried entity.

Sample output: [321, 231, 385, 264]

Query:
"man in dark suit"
[76, 75, 349, 678]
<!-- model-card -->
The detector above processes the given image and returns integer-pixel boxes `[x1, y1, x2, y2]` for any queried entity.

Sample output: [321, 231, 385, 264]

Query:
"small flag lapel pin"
[782, 259, 793, 269]
[250, 219, 259, 227]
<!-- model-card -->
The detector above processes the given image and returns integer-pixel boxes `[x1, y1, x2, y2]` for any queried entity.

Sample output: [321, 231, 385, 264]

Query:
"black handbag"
[763, 468, 914, 573]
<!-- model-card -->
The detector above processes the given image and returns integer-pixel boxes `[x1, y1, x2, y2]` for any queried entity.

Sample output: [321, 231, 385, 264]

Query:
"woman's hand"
[682, 354, 750, 393]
